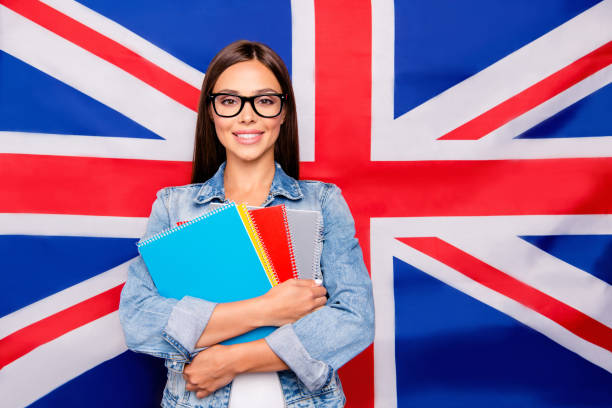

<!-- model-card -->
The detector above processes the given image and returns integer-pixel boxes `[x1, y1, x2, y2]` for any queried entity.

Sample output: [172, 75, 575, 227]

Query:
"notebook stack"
[209, 202, 323, 280]
[137, 202, 322, 344]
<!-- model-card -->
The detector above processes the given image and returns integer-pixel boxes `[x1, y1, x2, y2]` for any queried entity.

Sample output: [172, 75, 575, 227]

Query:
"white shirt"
[228, 372, 285, 408]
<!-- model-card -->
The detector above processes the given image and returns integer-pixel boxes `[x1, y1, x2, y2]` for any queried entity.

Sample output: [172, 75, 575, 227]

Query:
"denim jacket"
[119, 162, 375, 408]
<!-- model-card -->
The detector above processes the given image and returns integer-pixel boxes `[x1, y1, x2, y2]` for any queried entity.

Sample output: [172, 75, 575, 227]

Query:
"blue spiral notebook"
[137, 203, 275, 345]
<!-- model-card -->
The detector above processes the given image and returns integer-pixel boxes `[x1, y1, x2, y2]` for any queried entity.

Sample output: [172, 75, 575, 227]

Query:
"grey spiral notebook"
[209, 203, 323, 280]
[284, 208, 323, 280]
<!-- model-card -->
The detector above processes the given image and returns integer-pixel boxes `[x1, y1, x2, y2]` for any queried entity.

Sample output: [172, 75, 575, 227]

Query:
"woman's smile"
[233, 129, 265, 145]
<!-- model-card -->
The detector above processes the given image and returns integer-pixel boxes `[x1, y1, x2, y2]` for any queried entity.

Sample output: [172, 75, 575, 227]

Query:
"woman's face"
[211, 59, 285, 166]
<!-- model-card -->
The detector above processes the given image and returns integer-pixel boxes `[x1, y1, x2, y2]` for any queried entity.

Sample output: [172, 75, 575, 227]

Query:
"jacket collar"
[194, 162, 303, 204]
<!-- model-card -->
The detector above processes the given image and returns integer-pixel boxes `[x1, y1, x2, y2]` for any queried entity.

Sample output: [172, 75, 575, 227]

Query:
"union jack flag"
[1, 1, 611, 407]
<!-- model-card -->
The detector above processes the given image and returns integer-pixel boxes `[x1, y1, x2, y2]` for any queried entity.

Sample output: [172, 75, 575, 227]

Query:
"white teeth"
[235, 133, 259, 139]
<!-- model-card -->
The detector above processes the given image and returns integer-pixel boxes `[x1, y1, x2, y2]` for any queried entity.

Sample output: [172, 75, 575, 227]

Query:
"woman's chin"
[227, 149, 274, 165]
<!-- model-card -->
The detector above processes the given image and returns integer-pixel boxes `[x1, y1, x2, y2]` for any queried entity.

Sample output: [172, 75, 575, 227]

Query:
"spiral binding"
[311, 211, 324, 281]
[238, 204, 280, 287]
[280, 205, 298, 280]
[137, 203, 234, 248]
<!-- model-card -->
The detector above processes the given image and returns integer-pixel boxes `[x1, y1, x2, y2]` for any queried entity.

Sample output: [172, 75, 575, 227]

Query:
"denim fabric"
[119, 162, 374, 407]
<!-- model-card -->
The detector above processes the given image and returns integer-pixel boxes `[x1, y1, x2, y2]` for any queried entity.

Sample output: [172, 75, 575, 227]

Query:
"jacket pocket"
[286, 371, 345, 406]
[164, 359, 189, 406]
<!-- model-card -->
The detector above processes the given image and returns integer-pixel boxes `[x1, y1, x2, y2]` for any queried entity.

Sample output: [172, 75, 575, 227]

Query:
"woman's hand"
[184, 340, 290, 398]
[260, 279, 327, 327]
[184, 344, 239, 399]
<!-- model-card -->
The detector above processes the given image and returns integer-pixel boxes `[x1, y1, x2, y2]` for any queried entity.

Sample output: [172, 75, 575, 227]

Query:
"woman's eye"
[220, 98, 238, 105]
[257, 97, 275, 105]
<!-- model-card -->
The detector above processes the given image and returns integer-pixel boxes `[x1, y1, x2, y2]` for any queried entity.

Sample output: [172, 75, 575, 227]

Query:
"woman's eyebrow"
[255, 88, 281, 94]
[214, 88, 281, 95]
[215, 89, 239, 94]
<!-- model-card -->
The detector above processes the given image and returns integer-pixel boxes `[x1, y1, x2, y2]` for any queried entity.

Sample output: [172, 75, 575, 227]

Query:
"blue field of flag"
[393, 0, 610, 139]
[393, 255, 612, 407]
[0, 235, 138, 317]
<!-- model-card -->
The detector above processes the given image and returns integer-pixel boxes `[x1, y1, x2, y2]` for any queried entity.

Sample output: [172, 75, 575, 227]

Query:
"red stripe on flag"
[0, 284, 124, 369]
[3, 154, 612, 216]
[313, 0, 374, 406]
[314, 1, 372, 165]
[397, 237, 612, 353]
[0, 153, 191, 217]
[0, 0, 200, 112]
[439, 40, 612, 140]
[302, 157, 612, 217]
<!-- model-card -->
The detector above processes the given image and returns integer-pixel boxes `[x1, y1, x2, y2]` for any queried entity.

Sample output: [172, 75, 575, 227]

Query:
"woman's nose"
[238, 100, 257, 123]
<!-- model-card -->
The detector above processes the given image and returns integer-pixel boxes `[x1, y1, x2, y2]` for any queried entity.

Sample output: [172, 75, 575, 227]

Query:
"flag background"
[1, 0, 611, 407]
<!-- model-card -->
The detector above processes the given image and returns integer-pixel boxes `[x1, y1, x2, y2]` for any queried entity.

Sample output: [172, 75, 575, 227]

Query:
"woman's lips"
[233, 131, 263, 145]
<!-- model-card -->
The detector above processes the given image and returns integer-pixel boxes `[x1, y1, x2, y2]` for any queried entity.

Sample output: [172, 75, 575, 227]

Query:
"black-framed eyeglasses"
[208, 93, 286, 118]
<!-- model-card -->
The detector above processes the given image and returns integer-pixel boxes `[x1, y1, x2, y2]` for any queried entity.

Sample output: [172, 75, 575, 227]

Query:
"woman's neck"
[223, 159, 276, 207]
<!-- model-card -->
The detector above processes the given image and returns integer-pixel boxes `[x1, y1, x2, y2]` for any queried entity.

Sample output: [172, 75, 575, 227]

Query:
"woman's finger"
[196, 390, 210, 399]
[314, 296, 327, 308]
[312, 286, 327, 298]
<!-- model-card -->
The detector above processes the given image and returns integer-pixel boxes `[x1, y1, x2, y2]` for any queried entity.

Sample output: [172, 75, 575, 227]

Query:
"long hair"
[191, 40, 300, 183]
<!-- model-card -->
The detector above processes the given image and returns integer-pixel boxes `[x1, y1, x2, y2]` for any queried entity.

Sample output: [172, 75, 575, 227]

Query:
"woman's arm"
[264, 184, 375, 391]
[195, 279, 327, 347]
[181, 184, 375, 395]
[120, 189, 328, 360]
[184, 339, 288, 399]
[182, 279, 330, 397]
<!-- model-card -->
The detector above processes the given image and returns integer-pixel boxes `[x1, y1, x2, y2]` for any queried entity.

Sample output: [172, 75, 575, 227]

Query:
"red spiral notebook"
[248, 205, 298, 284]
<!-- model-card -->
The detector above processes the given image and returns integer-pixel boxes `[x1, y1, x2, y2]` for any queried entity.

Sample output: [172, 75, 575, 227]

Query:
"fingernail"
[314, 278, 323, 286]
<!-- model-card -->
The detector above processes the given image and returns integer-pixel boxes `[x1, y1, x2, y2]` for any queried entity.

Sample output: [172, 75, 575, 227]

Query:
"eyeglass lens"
[214, 95, 282, 118]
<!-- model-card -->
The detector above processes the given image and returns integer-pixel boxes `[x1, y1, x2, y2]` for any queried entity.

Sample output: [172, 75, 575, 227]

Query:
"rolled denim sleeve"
[119, 189, 217, 362]
[266, 184, 375, 391]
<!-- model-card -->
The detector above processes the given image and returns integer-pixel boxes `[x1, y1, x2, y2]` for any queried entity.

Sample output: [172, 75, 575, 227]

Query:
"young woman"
[119, 40, 374, 408]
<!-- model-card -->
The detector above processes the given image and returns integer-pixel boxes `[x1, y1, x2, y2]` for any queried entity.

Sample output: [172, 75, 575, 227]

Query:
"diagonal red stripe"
[0, 284, 124, 369]
[396, 237, 612, 353]
[1, 0, 200, 112]
[439, 40, 612, 140]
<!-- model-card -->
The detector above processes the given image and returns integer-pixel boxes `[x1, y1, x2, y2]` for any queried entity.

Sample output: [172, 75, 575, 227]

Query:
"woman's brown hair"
[191, 40, 300, 183]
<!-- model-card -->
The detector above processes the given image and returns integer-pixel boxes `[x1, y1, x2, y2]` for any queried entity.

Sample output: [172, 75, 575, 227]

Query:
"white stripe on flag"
[371, 0, 612, 160]
[370, 221, 398, 408]
[0, 260, 130, 338]
[0, 5, 196, 161]
[37, 0, 205, 88]
[0, 213, 144, 336]
[291, 0, 316, 161]
[444, 233, 612, 327]
[389, 235, 612, 371]
[0, 213, 147, 237]
[0, 312, 127, 408]
[487, 65, 612, 143]
[371, 216, 612, 386]
[372, 220, 612, 408]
